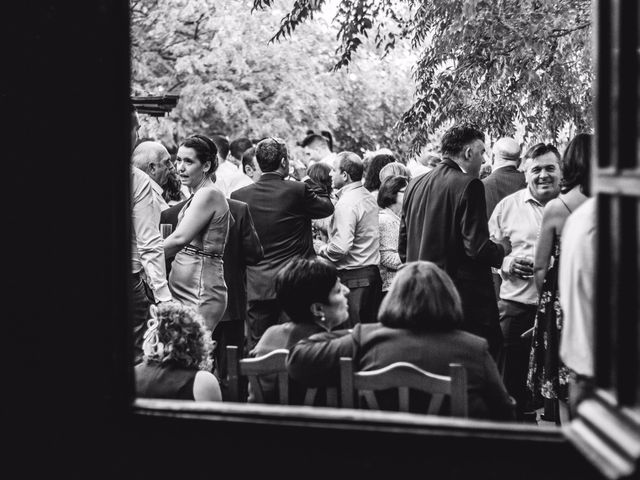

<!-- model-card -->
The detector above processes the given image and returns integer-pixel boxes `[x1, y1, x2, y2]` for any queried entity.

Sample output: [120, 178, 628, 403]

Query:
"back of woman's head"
[379, 162, 410, 183]
[377, 175, 408, 209]
[143, 302, 213, 369]
[275, 256, 338, 323]
[181, 134, 219, 176]
[561, 133, 592, 195]
[307, 162, 333, 195]
[364, 153, 395, 191]
[378, 261, 463, 331]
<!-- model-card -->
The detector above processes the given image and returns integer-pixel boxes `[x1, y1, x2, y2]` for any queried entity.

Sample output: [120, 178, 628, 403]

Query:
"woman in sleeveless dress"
[163, 135, 230, 332]
[136, 302, 221, 401]
[527, 133, 592, 422]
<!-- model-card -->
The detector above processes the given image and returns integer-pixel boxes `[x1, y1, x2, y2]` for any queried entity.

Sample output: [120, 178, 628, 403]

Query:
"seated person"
[249, 256, 350, 404]
[136, 302, 222, 401]
[287, 261, 516, 420]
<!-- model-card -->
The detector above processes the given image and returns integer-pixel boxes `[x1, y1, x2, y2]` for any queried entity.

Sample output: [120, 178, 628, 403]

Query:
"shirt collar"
[524, 186, 543, 206]
[336, 181, 362, 199]
[149, 177, 164, 196]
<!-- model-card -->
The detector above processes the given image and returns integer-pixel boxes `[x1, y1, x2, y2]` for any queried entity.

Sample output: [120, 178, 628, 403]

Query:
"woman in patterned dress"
[527, 133, 592, 422]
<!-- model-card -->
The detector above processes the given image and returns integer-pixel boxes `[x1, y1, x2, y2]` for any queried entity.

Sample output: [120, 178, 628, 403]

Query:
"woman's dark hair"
[307, 162, 333, 195]
[377, 175, 408, 209]
[181, 134, 218, 176]
[378, 261, 463, 331]
[275, 256, 338, 323]
[560, 133, 592, 195]
[162, 169, 184, 202]
[363, 153, 395, 191]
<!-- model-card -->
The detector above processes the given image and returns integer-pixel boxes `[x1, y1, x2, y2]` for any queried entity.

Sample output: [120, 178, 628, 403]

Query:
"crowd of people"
[130, 108, 594, 424]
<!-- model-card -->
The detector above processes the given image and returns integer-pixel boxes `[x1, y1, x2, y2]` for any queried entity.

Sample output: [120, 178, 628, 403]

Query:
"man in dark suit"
[231, 137, 334, 351]
[482, 137, 527, 299]
[212, 198, 263, 395]
[398, 123, 511, 358]
[483, 137, 527, 219]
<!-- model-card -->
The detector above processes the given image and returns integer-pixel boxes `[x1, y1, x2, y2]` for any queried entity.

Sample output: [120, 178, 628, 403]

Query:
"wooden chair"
[339, 358, 469, 417]
[226, 345, 290, 404]
[226, 346, 339, 406]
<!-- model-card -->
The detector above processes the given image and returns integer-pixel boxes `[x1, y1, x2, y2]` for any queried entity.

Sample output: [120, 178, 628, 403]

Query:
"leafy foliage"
[253, 0, 594, 150]
[131, 0, 414, 157]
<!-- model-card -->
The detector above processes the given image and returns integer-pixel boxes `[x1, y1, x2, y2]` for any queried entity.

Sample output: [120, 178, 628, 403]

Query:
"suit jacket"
[398, 158, 504, 329]
[482, 165, 526, 219]
[231, 172, 334, 301]
[222, 198, 263, 322]
[287, 323, 516, 420]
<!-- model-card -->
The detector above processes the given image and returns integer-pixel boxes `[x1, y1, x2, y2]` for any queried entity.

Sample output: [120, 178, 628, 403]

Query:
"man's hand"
[509, 256, 534, 279]
[494, 235, 512, 257]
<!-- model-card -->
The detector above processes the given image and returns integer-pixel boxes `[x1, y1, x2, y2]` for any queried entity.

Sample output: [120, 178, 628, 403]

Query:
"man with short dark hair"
[212, 134, 252, 197]
[301, 133, 335, 167]
[241, 147, 262, 183]
[229, 137, 253, 168]
[318, 152, 381, 326]
[489, 143, 562, 420]
[231, 137, 334, 351]
[399, 123, 511, 358]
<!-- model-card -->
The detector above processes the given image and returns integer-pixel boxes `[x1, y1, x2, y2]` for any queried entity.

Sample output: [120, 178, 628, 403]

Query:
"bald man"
[132, 141, 174, 211]
[482, 137, 527, 219]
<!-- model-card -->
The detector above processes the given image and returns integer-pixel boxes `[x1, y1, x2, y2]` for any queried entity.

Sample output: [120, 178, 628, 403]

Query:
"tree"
[252, 0, 594, 150]
[131, 0, 415, 157]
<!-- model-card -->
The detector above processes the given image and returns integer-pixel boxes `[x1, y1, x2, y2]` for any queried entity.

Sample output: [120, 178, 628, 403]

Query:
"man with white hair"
[132, 141, 174, 211]
[483, 137, 527, 219]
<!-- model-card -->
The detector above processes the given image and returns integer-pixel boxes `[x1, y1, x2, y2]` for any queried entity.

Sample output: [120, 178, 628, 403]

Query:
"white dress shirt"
[322, 182, 380, 270]
[559, 198, 596, 377]
[214, 160, 253, 197]
[489, 187, 544, 305]
[131, 167, 171, 302]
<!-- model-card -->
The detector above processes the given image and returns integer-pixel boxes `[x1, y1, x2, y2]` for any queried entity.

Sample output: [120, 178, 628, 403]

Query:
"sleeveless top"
[135, 360, 197, 400]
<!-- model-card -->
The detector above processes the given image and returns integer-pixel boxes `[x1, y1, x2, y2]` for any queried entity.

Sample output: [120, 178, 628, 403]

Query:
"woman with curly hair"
[136, 302, 222, 401]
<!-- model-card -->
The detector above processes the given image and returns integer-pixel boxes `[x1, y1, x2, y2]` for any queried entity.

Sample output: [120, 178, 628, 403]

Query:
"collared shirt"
[149, 177, 169, 212]
[488, 187, 544, 305]
[131, 167, 171, 302]
[323, 182, 380, 270]
[214, 160, 253, 198]
[559, 198, 596, 377]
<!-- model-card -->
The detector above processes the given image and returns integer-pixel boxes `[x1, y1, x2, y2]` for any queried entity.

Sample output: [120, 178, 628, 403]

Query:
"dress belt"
[182, 244, 222, 259]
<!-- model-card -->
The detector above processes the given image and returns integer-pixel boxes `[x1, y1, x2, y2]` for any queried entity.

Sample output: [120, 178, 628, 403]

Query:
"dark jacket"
[482, 165, 527, 219]
[398, 158, 504, 331]
[160, 200, 188, 276]
[231, 172, 334, 301]
[287, 323, 516, 421]
[222, 198, 263, 322]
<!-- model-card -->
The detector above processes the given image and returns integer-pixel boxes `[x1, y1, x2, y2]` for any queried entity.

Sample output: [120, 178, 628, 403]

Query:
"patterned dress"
[526, 235, 570, 403]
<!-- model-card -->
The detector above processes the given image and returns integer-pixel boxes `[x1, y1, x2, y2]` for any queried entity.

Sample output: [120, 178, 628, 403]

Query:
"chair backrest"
[226, 345, 290, 404]
[339, 358, 469, 417]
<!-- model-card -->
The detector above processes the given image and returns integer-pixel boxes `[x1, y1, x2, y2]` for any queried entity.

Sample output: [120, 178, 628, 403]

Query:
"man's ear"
[464, 147, 472, 160]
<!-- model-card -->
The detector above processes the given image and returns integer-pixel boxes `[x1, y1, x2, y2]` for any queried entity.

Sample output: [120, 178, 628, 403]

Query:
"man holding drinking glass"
[488, 143, 562, 421]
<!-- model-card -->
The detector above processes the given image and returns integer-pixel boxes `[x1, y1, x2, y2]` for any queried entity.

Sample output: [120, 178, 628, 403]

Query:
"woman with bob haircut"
[248, 256, 350, 404]
[527, 133, 592, 419]
[164, 134, 230, 332]
[135, 302, 222, 401]
[288, 261, 515, 420]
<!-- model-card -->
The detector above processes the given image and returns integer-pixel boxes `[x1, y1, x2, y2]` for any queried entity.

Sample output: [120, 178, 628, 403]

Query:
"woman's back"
[136, 360, 197, 400]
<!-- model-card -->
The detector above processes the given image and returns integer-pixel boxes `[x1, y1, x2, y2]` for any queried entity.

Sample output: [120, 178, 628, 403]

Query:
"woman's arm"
[287, 330, 356, 387]
[163, 188, 225, 258]
[193, 370, 222, 401]
[534, 199, 563, 293]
